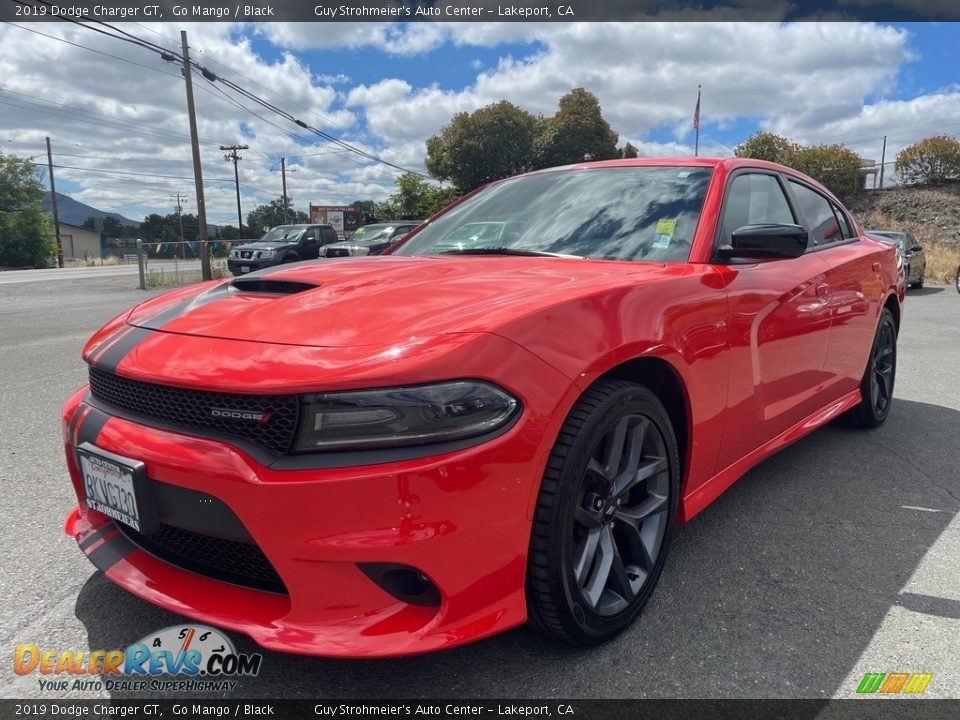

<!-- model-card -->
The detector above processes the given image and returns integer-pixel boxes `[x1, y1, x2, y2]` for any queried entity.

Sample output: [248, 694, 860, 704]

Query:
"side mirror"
[910, 244, 922, 252]
[719, 223, 808, 260]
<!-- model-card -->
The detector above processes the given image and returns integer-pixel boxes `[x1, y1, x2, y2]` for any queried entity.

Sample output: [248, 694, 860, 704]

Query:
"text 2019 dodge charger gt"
[62, 158, 904, 657]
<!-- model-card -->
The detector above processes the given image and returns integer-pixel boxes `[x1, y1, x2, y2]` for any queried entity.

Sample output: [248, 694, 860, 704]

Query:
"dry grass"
[83, 255, 120, 267]
[145, 268, 186, 288]
[859, 210, 960, 284]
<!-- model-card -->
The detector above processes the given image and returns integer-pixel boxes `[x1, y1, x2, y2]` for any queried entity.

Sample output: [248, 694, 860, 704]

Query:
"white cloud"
[2, 19, 956, 227]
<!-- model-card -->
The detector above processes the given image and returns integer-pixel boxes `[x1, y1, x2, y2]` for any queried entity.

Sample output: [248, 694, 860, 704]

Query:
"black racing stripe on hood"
[133, 282, 233, 331]
[92, 326, 154, 373]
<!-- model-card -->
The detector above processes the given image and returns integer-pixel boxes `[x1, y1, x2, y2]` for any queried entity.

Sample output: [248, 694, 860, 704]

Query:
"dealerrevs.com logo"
[14, 625, 262, 693]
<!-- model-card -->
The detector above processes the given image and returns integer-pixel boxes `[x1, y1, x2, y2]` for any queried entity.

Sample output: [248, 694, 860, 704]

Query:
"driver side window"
[720, 173, 795, 248]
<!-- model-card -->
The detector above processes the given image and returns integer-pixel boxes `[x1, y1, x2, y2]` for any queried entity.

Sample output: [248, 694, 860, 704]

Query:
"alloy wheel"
[871, 320, 895, 415]
[571, 414, 670, 617]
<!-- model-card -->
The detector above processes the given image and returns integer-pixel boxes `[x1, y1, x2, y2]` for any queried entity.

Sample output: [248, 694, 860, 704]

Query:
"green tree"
[426, 100, 538, 192]
[246, 197, 308, 237]
[895, 135, 960, 185]
[0, 151, 54, 267]
[735, 132, 863, 198]
[219, 225, 241, 240]
[81, 215, 130, 238]
[376, 173, 460, 220]
[790, 144, 864, 198]
[533, 88, 619, 169]
[620, 142, 639, 159]
[734, 132, 797, 164]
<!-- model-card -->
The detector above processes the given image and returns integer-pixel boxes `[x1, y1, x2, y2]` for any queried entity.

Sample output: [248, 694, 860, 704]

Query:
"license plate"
[241, 265, 251, 273]
[78, 444, 146, 532]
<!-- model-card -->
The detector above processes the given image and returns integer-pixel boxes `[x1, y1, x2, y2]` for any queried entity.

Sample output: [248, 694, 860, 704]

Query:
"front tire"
[847, 308, 897, 428]
[526, 380, 679, 646]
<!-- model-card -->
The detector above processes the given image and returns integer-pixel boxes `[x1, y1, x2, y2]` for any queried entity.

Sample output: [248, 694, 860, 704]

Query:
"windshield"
[870, 231, 906, 249]
[260, 225, 307, 242]
[394, 166, 713, 262]
[352, 228, 393, 244]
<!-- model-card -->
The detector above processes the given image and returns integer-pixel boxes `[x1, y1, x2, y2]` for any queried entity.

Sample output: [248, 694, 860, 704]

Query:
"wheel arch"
[597, 357, 690, 489]
[883, 292, 901, 334]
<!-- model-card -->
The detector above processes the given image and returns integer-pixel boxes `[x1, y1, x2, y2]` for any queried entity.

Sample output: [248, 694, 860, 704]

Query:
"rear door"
[787, 180, 881, 397]
[713, 170, 834, 470]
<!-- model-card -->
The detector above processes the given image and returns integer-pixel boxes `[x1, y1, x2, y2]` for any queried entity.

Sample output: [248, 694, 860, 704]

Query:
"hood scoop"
[230, 278, 318, 295]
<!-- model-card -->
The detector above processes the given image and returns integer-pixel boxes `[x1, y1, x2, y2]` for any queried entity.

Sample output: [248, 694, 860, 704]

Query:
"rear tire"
[526, 379, 679, 646]
[847, 308, 897, 428]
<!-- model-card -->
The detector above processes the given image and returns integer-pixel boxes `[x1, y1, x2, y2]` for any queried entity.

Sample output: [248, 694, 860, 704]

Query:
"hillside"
[41, 192, 139, 229]
[844, 181, 960, 282]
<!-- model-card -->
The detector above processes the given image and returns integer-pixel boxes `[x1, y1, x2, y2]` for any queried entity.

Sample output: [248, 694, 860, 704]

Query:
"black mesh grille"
[117, 522, 287, 594]
[231, 279, 316, 295]
[324, 247, 350, 257]
[88, 366, 300, 455]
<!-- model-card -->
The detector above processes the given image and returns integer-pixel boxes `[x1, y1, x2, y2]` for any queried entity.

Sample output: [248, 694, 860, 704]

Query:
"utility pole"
[280, 154, 289, 223]
[46, 137, 64, 268]
[180, 30, 211, 281]
[171, 192, 187, 258]
[879, 135, 887, 190]
[220, 144, 249, 235]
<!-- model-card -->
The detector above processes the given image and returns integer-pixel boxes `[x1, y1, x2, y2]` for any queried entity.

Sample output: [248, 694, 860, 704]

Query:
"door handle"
[872, 262, 882, 275]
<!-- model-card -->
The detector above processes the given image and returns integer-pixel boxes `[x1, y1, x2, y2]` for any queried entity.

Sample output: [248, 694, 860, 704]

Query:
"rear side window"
[788, 181, 844, 247]
[719, 173, 795, 248]
[831, 202, 853, 239]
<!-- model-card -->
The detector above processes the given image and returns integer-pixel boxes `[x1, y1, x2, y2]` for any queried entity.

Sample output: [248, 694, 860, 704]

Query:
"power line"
[122, 18, 352, 132]
[16, 8, 427, 178]
[0, 88, 217, 146]
[3, 22, 182, 79]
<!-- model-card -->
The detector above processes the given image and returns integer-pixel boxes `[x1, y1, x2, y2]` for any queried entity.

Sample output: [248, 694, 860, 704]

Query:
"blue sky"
[2, 21, 958, 224]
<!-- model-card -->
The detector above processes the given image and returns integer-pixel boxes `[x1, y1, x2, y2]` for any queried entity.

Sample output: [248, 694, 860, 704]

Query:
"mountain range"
[42, 192, 139, 229]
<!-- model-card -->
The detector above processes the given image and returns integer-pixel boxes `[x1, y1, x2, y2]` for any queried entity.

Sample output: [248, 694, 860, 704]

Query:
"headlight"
[294, 381, 519, 452]
[258, 249, 277, 259]
[230, 249, 239, 258]
[351, 246, 370, 256]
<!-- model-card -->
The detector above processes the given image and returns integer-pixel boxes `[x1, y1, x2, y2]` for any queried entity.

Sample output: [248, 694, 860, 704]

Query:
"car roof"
[506, 156, 840, 203]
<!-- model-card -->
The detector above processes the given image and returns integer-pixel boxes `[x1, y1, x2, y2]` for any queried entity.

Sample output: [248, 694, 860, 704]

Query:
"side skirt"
[678, 389, 862, 523]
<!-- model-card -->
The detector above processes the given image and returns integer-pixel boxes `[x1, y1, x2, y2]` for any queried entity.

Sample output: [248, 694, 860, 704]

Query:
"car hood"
[234, 241, 294, 251]
[127, 256, 669, 348]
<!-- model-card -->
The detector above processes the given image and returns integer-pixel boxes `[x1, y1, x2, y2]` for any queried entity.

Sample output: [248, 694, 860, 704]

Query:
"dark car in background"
[228, 224, 339, 276]
[320, 222, 421, 258]
[866, 229, 926, 288]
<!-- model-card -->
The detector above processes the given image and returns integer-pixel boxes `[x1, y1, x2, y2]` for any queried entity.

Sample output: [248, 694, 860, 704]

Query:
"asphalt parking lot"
[1, 271, 958, 700]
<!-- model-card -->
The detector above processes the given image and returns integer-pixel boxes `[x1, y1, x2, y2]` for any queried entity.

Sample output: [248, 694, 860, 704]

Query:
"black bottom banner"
[2, 700, 959, 720]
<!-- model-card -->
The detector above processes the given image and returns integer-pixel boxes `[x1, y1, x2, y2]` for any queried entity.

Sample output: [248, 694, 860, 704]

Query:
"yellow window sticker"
[655, 218, 677, 236]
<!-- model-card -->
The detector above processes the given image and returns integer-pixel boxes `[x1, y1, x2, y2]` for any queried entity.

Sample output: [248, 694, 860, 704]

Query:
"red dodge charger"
[62, 158, 904, 656]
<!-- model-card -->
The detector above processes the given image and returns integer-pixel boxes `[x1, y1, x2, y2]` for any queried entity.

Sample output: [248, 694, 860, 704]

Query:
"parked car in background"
[866, 229, 926, 288]
[62, 158, 903, 658]
[227, 224, 339, 276]
[321, 222, 422, 258]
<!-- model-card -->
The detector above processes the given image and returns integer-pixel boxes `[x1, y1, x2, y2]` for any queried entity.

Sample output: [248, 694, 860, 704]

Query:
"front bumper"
[227, 255, 283, 275]
[61, 351, 574, 656]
